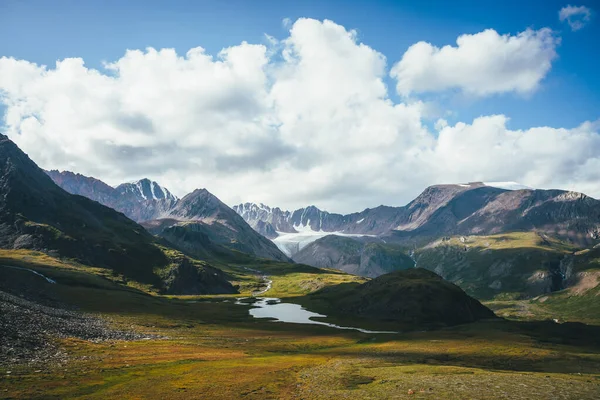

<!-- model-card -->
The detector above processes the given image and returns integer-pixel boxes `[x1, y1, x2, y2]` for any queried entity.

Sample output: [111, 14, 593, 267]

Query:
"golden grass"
[438, 232, 576, 252]
[2, 249, 600, 399]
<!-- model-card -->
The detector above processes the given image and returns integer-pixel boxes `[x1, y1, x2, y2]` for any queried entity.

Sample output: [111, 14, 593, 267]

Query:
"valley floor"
[1, 252, 599, 399]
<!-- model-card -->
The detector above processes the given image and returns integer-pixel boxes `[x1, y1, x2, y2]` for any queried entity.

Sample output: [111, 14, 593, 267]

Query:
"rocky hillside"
[293, 235, 415, 277]
[143, 189, 291, 262]
[305, 268, 496, 328]
[0, 134, 235, 295]
[390, 185, 600, 246]
[414, 232, 600, 300]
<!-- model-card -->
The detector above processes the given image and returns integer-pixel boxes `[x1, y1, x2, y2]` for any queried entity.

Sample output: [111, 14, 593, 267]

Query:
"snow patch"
[293, 219, 315, 233]
[483, 181, 532, 191]
[150, 181, 160, 200]
[135, 180, 148, 200]
[356, 218, 365, 224]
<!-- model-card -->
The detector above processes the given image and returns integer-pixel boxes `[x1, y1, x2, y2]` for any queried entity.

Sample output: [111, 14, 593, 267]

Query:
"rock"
[0, 289, 162, 367]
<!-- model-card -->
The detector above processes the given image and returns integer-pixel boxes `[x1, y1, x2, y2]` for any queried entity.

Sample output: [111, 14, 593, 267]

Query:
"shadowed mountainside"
[0, 134, 236, 295]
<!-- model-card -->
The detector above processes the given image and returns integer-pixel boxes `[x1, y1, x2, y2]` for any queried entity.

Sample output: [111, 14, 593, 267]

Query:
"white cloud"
[434, 119, 448, 131]
[431, 116, 600, 190]
[559, 5, 592, 31]
[390, 28, 559, 97]
[0, 18, 599, 213]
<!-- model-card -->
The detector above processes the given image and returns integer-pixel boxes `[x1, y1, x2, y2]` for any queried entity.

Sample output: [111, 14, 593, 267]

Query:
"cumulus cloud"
[559, 5, 592, 31]
[0, 18, 598, 213]
[390, 28, 559, 97]
[431, 116, 600, 189]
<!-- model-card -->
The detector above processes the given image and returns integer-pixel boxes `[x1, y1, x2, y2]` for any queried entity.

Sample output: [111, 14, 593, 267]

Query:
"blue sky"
[1, 0, 598, 129]
[0, 0, 598, 212]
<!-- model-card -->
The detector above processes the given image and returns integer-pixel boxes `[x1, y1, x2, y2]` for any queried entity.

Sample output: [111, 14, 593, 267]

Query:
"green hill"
[304, 268, 496, 328]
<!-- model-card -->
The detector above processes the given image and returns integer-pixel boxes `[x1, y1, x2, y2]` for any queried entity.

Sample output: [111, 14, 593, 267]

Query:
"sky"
[0, 0, 599, 213]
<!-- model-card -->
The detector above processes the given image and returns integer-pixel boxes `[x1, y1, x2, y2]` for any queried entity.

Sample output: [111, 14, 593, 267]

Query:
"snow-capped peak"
[119, 179, 177, 201]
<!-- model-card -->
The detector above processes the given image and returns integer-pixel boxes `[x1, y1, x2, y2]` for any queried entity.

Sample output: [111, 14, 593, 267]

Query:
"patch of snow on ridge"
[135, 180, 148, 200]
[483, 181, 532, 191]
[356, 218, 365, 224]
[293, 219, 316, 233]
[150, 181, 160, 200]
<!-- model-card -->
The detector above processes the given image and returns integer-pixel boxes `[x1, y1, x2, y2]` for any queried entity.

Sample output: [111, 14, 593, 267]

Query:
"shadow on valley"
[2, 255, 600, 380]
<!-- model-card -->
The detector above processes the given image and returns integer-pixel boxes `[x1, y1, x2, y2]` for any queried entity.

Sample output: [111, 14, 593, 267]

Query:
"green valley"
[1, 247, 600, 399]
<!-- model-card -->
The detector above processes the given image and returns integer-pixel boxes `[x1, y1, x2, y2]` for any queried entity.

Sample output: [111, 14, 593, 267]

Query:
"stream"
[1, 265, 57, 284]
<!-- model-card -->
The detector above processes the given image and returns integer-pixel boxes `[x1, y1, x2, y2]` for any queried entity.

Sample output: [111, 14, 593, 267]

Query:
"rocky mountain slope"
[47, 171, 289, 262]
[46, 171, 178, 222]
[413, 232, 600, 300]
[0, 134, 235, 295]
[389, 184, 600, 246]
[293, 235, 415, 277]
[142, 189, 290, 262]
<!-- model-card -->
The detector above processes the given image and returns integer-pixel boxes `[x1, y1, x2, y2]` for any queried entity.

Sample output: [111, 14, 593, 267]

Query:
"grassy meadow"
[1, 249, 599, 399]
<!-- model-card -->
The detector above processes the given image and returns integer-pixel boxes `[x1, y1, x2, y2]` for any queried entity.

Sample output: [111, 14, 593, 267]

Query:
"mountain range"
[46, 170, 289, 263]
[235, 182, 600, 252]
[233, 183, 600, 299]
[45, 158, 600, 301]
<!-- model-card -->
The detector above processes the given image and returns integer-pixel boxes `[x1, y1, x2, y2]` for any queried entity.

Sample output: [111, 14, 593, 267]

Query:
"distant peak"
[128, 177, 151, 185]
[118, 178, 177, 201]
[183, 188, 218, 202]
[421, 182, 532, 192]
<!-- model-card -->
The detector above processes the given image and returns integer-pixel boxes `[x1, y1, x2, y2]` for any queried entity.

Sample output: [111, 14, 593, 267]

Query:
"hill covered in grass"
[414, 232, 600, 300]
[303, 268, 496, 328]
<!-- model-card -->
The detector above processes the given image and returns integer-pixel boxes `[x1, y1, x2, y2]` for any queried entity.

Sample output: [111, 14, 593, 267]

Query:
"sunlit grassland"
[3, 303, 600, 399]
[428, 232, 578, 252]
[487, 286, 600, 325]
